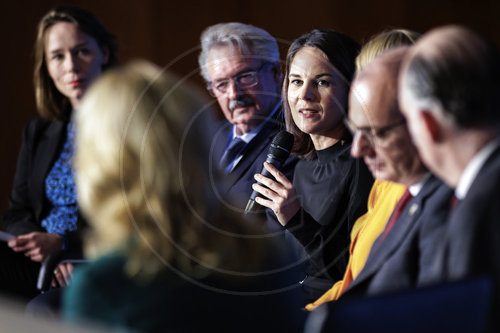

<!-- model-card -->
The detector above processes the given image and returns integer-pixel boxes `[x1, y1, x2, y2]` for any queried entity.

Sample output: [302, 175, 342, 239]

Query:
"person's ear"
[101, 46, 110, 66]
[420, 110, 441, 143]
[272, 64, 283, 83]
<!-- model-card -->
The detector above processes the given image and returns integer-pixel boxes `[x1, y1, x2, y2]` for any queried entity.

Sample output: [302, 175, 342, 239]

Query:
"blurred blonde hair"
[75, 60, 262, 281]
[356, 29, 420, 71]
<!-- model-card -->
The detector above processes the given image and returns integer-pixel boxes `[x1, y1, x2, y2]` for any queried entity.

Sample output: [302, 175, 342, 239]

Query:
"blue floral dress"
[40, 123, 78, 241]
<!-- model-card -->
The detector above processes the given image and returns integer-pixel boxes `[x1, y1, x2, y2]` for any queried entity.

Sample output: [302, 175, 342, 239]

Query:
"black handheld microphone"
[244, 131, 294, 214]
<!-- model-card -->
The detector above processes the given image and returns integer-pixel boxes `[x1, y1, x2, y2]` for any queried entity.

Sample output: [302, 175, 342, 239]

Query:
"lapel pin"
[409, 203, 418, 216]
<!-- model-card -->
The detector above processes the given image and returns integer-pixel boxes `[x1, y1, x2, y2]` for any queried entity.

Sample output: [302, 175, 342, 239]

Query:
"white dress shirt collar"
[408, 172, 431, 197]
[455, 137, 500, 200]
[230, 102, 281, 143]
[227, 102, 281, 172]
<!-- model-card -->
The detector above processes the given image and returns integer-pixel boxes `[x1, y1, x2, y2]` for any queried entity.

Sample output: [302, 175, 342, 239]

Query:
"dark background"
[0, 0, 498, 220]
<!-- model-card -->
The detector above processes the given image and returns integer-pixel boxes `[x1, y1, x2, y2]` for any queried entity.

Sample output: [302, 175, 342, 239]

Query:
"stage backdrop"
[0, 0, 498, 224]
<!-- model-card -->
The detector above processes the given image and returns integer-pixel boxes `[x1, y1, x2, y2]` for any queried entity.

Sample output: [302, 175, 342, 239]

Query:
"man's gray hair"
[198, 22, 280, 82]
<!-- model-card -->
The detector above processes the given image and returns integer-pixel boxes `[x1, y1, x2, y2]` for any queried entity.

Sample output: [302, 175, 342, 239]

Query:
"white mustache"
[229, 97, 254, 111]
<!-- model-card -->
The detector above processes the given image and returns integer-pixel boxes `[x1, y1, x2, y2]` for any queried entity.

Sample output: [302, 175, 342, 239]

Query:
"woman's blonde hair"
[75, 60, 263, 281]
[356, 29, 420, 72]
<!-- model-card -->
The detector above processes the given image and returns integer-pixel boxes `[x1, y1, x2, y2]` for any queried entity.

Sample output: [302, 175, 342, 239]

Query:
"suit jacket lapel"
[228, 124, 275, 186]
[32, 121, 67, 218]
[442, 145, 500, 278]
[347, 176, 442, 291]
[221, 111, 282, 192]
[213, 121, 232, 162]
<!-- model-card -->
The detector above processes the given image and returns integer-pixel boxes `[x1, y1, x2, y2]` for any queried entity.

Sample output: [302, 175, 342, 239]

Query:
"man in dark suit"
[399, 25, 500, 330]
[340, 47, 453, 297]
[198, 23, 297, 227]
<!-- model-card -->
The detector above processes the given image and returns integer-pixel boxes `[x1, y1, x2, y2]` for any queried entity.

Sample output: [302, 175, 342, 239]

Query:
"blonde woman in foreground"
[63, 60, 305, 332]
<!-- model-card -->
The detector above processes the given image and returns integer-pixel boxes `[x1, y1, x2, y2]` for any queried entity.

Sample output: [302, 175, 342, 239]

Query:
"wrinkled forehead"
[206, 45, 263, 80]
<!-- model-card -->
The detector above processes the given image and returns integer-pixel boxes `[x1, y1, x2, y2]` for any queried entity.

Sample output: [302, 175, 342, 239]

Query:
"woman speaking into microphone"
[251, 30, 373, 302]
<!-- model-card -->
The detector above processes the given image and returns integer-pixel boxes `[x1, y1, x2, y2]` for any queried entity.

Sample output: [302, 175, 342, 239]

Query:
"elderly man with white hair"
[199, 22, 297, 226]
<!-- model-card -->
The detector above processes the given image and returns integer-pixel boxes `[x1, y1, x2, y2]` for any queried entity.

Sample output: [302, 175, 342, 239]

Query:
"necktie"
[450, 194, 460, 209]
[378, 188, 413, 245]
[220, 137, 246, 173]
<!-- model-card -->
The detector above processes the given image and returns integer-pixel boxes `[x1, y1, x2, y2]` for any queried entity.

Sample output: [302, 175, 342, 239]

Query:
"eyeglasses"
[344, 117, 406, 143]
[207, 62, 269, 97]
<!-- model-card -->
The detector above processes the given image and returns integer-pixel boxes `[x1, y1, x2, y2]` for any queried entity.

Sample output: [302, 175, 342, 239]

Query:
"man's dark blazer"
[2, 117, 85, 251]
[211, 111, 297, 226]
[443, 145, 500, 281]
[341, 175, 453, 298]
[440, 145, 500, 331]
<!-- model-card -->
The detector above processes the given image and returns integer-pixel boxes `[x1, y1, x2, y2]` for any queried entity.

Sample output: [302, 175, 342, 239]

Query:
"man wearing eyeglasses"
[337, 46, 453, 298]
[198, 22, 297, 226]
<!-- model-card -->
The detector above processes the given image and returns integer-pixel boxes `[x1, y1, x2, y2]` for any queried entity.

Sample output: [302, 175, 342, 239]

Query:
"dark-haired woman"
[252, 30, 373, 301]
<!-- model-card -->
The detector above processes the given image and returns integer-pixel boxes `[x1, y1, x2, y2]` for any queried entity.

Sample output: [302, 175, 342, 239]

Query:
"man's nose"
[351, 131, 374, 158]
[226, 79, 242, 100]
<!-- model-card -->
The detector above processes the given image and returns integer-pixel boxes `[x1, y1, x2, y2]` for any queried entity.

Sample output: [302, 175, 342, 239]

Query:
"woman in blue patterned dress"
[1, 6, 118, 299]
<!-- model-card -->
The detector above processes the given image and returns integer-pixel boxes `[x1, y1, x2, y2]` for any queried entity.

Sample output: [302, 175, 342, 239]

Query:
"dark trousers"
[0, 242, 40, 301]
[26, 287, 62, 320]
